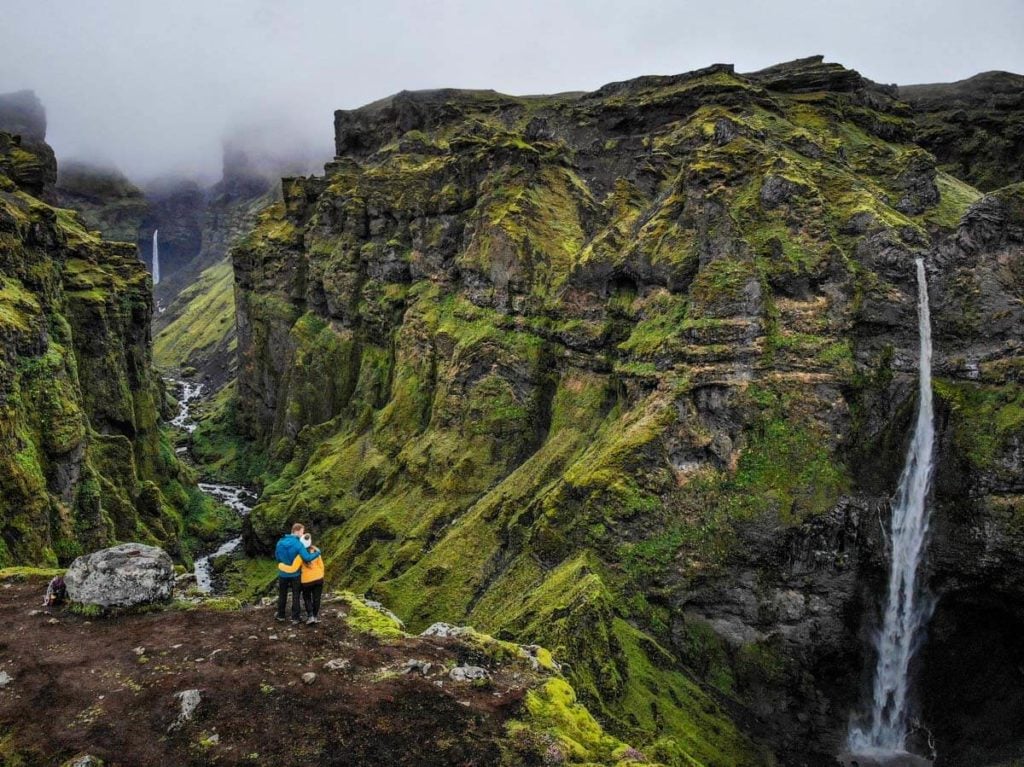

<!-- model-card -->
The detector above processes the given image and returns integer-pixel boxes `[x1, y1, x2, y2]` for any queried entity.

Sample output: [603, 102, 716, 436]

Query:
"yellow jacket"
[301, 552, 324, 584]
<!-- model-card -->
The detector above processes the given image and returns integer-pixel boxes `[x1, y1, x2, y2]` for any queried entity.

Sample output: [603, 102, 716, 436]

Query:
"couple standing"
[275, 522, 324, 624]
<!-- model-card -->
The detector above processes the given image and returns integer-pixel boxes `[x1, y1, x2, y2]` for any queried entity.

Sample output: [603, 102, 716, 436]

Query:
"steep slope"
[899, 70, 1024, 191]
[0, 128, 204, 567]
[230, 57, 1024, 765]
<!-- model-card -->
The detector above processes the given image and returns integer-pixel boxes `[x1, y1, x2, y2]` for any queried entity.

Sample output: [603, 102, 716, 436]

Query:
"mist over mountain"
[1, 0, 1022, 182]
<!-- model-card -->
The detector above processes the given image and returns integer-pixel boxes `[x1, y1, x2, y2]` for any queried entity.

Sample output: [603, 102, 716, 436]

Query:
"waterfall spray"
[849, 257, 935, 756]
[152, 229, 160, 285]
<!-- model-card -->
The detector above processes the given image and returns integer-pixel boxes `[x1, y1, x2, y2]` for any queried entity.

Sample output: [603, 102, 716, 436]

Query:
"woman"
[299, 533, 325, 625]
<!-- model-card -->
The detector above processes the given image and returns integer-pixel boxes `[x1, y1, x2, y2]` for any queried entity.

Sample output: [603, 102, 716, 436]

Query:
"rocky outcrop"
[899, 71, 1024, 191]
[228, 58, 1023, 765]
[0, 90, 56, 197]
[64, 543, 174, 608]
[0, 128, 196, 567]
[55, 161, 150, 244]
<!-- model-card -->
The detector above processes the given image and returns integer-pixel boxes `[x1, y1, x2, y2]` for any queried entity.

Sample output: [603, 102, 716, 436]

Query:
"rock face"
[55, 161, 151, 244]
[899, 71, 1024, 191]
[64, 543, 174, 608]
[0, 90, 56, 197]
[228, 58, 1022, 765]
[0, 120, 196, 567]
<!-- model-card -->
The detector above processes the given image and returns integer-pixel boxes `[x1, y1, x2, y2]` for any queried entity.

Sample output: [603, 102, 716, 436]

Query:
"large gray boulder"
[65, 544, 174, 608]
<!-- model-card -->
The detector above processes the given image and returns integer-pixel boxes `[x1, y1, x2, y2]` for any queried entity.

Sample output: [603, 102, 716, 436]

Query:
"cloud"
[1, 0, 1021, 181]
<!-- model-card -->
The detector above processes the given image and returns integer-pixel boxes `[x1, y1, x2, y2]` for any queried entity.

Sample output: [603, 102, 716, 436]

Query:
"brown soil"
[0, 576, 529, 767]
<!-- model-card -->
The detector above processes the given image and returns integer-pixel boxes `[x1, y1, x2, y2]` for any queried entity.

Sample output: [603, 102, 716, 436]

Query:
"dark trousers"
[301, 580, 324, 617]
[277, 577, 301, 619]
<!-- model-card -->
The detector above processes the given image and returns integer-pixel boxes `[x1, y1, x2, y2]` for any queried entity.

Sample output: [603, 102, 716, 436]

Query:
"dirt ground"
[0, 575, 529, 767]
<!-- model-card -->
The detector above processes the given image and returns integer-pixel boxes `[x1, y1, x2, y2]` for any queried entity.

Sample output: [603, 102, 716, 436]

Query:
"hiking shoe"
[275, 615, 287, 622]
[306, 616, 317, 625]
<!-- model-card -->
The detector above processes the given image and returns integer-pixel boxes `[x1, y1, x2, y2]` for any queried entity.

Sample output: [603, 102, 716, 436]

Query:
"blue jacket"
[275, 534, 321, 579]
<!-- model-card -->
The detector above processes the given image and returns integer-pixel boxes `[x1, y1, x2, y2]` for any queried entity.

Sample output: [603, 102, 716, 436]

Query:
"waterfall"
[152, 229, 160, 285]
[849, 257, 935, 756]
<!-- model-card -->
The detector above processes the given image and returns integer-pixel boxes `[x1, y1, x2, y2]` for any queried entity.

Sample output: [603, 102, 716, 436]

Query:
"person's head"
[291, 522, 305, 536]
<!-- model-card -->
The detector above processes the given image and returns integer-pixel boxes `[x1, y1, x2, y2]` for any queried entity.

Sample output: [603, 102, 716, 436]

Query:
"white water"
[152, 229, 160, 285]
[849, 258, 936, 757]
[192, 484, 256, 592]
[165, 377, 256, 593]
[169, 379, 204, 433]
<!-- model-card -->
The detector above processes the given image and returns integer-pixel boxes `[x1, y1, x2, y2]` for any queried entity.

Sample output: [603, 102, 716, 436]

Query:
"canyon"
[1, 56, 1023, 766]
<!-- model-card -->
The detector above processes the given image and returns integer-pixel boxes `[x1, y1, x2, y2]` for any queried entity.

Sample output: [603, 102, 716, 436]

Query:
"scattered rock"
[301, 672, 317, 685]
[324, 658, 351, 672]
[0, 670, 12, 688]
[168, 689, 201, 732]
[402, 659, 432, 676]
[60, 756, 104, 767]
[65, 544, 174, 609]
[133, 646, 146, 656]
[420, 622, 473, 639]
[449, 666, 490, 683]
[28, 609, 43, 616]
[47, 617, 59, 625]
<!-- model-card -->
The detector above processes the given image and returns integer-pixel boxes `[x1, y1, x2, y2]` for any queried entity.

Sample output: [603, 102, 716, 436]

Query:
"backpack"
[44, 576, 67, 607]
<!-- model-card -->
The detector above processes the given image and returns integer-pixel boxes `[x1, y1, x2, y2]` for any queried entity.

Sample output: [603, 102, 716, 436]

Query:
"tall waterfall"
[849, 257, 935, 756]
[152, 229, 160, 285]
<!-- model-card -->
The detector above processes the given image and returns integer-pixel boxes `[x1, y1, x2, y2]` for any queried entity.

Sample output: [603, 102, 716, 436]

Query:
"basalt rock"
[0, 126, 195, 567]
[0, 90, 56, 197]
[899, 71, 1024, 192]
[230, 60, 1024, 765]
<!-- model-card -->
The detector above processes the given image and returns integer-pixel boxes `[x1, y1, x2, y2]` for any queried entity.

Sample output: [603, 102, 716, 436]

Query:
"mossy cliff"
[0, 130, 200, 567]
[899, 71, 1024, 192]
[231, 57, 1024, 765]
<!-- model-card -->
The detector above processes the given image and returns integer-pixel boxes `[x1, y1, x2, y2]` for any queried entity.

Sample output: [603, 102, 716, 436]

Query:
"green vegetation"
[154, 259, 236, 372]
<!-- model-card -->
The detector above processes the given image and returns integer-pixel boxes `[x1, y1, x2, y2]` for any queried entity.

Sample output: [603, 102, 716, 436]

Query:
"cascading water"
[152, 229, 160, 285]
[849, 257, 935, 758]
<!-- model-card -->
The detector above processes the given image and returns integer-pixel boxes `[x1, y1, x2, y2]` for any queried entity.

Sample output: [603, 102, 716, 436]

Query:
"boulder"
[65, 544, 174, 608]
[449, 665, 490, 683]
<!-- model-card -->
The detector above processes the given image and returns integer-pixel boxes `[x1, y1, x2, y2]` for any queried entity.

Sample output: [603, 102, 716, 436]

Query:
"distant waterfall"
[152, 229, 160, 285]
[849, 257, 935, 756]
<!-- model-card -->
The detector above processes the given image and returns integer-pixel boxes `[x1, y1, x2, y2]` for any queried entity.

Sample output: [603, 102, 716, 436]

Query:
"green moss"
[0, 566, 64, 580]
[336, 591, 407, 639]
[934, 378, 1024, 471]
[224, 557, 279, 603]
[154, 259, 235, 371]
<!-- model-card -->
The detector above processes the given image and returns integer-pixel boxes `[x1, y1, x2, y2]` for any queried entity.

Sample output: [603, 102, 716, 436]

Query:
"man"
[275, 522, 322, 623]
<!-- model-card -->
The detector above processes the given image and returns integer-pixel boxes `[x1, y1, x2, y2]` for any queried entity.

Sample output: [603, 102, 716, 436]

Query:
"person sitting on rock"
[275, 522, 321, 624]
[299, 533, 324, 625]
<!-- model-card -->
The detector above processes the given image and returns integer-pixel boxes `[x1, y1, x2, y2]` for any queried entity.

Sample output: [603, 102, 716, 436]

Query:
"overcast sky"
[1, 0, 1021, 183]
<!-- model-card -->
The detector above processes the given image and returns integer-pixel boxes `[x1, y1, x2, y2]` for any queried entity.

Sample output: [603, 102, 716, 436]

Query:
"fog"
[1, 0, 1021, 183]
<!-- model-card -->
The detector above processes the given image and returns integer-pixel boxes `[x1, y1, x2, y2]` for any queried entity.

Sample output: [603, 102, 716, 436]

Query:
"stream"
[166, 377, 256, 594]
